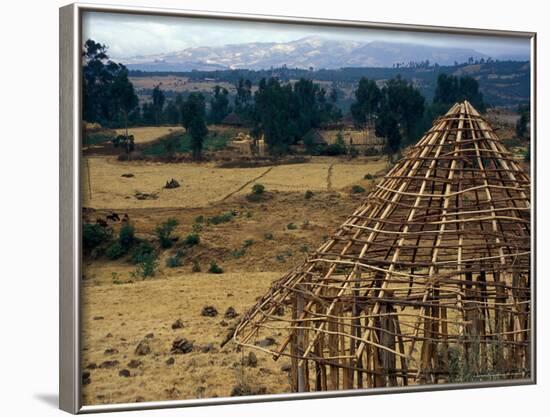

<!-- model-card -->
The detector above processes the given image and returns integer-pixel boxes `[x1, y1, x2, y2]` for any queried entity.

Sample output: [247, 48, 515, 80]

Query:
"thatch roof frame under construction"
[233, 101, 531, 391]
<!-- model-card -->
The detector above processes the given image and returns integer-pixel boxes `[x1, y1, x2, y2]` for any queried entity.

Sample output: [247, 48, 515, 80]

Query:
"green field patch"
[142, 129, 234, 156]
[83, 129, 117, 146]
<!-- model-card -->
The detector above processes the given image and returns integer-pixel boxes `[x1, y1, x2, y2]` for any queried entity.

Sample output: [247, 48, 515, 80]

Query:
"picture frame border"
[59, 2, 537, 413]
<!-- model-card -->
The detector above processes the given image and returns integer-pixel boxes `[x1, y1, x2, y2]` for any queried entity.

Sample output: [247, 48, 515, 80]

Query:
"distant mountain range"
[121, 36, 511, 72]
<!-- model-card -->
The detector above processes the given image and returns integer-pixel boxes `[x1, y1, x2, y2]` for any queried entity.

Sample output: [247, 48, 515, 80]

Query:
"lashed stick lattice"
[233, 101, 531, 391]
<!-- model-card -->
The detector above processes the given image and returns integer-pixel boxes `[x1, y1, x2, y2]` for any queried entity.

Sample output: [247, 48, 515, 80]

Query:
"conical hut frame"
[232, 101, 531, 391]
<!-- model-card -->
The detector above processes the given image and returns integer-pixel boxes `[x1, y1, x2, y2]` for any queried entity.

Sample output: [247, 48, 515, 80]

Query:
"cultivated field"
[81, 153, 387, 405]
[129, 75, 236, 97]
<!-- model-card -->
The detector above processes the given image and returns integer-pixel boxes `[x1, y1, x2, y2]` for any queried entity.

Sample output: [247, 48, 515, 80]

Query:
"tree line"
[83, 38, 486, 159]
[348, 72, 486, 155]
[83, 40, 209, 160]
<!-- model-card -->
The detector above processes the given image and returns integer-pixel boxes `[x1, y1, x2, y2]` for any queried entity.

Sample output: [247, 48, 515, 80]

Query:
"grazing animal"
[106, 212, 120, 222]
[96, 218, 108, 228]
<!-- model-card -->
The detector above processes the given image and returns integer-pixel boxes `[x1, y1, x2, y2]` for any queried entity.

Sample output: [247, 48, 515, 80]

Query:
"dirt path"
[327, 163, 334, 191]
[220, 166, 274, 202]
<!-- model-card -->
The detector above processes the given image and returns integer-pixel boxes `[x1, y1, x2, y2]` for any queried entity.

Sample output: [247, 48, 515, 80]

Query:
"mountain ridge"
[120, 36, 502, 72]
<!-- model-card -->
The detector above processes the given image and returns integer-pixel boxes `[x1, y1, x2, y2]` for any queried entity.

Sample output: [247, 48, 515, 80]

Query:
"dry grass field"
[82, 270, 288, 403]
[81, 116, 530, 404]
[82, 156, 387, 210]
[80, 109, 528, 405]
[80, 147, 391, 405]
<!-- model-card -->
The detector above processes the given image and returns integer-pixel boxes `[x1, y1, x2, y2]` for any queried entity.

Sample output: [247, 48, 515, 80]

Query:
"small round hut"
[233, 101, 532, 391]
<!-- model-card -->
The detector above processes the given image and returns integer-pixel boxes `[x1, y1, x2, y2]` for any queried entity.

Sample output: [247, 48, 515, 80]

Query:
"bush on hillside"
[166, 254, 183, 268]
[207, 211, 236, 225]
[83, 223, 111, 252]
[251, 183, 265, 195]
[133, 254, 158, 278]
[118, 224, 135, 249]
[130, 241, 155, 265]
[105, 241, 126, 260]
[184, 233, 200, 246]
[208, 261, 224, 274]
[155, 218, 179, 248]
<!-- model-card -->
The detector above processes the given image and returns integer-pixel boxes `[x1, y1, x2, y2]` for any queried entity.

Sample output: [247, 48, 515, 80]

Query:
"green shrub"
[90, 246, 105, 260]
[111, 134, 135, 153]
[155, 218, 178, 248]
[351, 185, 366, 194]
[364, 147, 379, 156]
[142, 130, 232, 156]
[192, 223, 203, 233]
[364, 173, 374, 180]
[184, 233, 200, 246]
[195, 215, 204, 224]
[166, 255, 183, 268]
[287, 223, 297, 230]
[232, 248, 246, 259]
[118, 224, 135, 249]
[264, 232, 274, 240]
[251, 183, 265, 195]
[106, 241, 126, 260]
[133, 254, 158, 278]
[275, 249, 293, 262]
[324, 143, 347, 156]
[208, 261, 224, 274]
[231, 239, 254, 259]
[524, 147, 530, 162]
[83, 130, 116, 146]
[207, 211, 235, 225]
[83, 223, 111, 251]
[304, 190, 314, 200]
[130, 241, 155, 265]
[323, 133, 347, 156]
[192, 260, 201, 272]
[349, 147, 359, 158]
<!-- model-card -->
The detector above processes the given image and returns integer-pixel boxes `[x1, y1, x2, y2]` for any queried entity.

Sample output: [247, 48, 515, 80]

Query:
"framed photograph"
[59, 3, 536, 413]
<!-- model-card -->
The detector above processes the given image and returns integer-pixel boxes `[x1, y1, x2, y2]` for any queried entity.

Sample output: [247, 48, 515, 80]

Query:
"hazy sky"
[82, 11, 530, 60]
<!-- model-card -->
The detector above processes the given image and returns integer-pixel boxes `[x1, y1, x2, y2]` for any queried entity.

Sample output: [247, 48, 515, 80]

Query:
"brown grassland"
[81, 110, 530, 405]
[82, 156, 386, 210]
[81, 139, 389, 404]
[81, 112, 530, 405]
